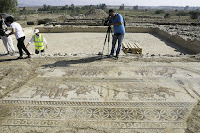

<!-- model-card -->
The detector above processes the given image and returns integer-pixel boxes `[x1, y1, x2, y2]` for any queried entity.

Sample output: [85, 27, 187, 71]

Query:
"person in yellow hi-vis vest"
[26, 29, 48, 55]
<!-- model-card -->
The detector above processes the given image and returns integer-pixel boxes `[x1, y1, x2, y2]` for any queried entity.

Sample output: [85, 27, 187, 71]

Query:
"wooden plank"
[131, 43, 137, 49]
[125, 43, 128, 48]
[134, 43, 140, 48]
[129, 43, 134, 49]
[128, 43, 133, 48]
[122, 42, 142, 55]
[126, 43, 130, 49]
[122, 43, 125, 48]
[123, 43, 128, 48]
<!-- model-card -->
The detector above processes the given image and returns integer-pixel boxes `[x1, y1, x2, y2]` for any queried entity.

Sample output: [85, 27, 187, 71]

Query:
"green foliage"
[82, 5, 95, 10]
[176, 11, 188, 16]
[38, 4, 57, 11]
[189, 11, 200, 19]
[133, 5, 139, 10]
[60, 5, 68, 10]
[37, 4, 107, 16]
[97, 4, 107, 10]
[119, 4, 125, 10]
[164, 13, 170, 18]
[20, 7, 27, 14]
[184, 6, 189, 11]
[0, 0, 18, 13]
[155, 10, 165, 14]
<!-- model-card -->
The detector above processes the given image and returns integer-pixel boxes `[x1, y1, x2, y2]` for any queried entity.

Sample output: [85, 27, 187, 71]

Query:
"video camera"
[103, 16, 112, 26]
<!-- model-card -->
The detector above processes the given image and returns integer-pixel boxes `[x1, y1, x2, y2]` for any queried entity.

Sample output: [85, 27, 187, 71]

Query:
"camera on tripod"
[98, 16, 113, 56]
[103, 16, 112, 26]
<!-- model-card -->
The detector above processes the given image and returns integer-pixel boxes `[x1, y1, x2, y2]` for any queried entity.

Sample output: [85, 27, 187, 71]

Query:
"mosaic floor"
[0, 58, 200, 133]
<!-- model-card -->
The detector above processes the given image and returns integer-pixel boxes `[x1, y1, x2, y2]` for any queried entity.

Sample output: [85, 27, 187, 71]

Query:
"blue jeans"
[110, 34, 124, 56]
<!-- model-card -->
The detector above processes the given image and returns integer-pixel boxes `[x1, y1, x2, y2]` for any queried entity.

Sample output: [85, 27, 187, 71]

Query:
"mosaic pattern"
[24, 82, 177, 101]
[0, 105, 189, 121]
[1, 62, 200, 132]
[0, 100, 195, 132]
[40, 65, 200, 79]
[0, 126, 185, 133]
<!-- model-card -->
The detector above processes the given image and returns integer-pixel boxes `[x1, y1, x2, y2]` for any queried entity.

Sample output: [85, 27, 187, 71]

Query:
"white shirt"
[10, 22, 25, 39]
[28, 34, 48, 45]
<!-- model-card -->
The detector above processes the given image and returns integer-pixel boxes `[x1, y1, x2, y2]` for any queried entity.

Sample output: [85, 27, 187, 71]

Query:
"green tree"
[133, 5, 139, 10]
[98, 4, 107, 10]
[184, 6, 189, 11]
[39, 4, 52, 11]
[164, 13, 170, 18]
[22, 7, 27, 12]
[176, 11, 188, 16]
[61, 5, 68, 10]
[155, 10, 165, 14]
[43, 4, 48, 10]
[20, 7, 27, 15]
[0, 0, 18, 13]
[189, 11, 200, 19]
[75, 7, 81, 13]
[71, 4, 75, 9]
[69, 4, 75, 12]
[119, 4, 125, 10]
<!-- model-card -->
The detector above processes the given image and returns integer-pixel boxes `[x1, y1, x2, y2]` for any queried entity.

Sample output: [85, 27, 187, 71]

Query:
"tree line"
[0, 0, 18, 13]
[38, 4, 107, 12]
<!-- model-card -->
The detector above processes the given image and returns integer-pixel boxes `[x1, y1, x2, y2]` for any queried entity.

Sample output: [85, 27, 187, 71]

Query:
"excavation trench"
[36, 26, 200, 55]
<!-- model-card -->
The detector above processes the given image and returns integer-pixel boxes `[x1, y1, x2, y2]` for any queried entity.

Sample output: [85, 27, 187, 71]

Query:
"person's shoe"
[107, 54, 114, 58]
[5, 52, 9, 55]
[25, 55, 31, 59]
[17, 56, 23, 59]
[41, 53, 45, 56]
[114, 56, 119, 60]
[10, 51, 15, 56]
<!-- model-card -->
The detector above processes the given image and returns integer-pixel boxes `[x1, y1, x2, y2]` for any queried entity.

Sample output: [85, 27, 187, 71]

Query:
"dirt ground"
[0, 33, 185, 57]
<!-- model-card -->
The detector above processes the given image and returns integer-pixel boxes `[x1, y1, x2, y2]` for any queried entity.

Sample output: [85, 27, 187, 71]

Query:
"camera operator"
[108, 9, 125, 59]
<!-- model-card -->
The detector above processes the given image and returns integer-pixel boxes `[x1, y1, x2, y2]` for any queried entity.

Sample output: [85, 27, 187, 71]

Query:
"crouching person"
[26, 29, 48, 55]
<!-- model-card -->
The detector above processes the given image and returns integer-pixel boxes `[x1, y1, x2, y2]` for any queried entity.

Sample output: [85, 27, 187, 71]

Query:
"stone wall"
[151, 28, 200, 54]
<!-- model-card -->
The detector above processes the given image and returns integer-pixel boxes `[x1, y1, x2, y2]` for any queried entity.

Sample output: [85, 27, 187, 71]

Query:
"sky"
[18, 0, 200, 7]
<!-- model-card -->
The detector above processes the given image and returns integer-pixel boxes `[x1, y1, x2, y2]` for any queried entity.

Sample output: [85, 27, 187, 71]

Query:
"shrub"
[155, 10, 165, 14]
[189, 11, 200, 19]
[176, 11, 188, 16]
[164, 13, 170, 18]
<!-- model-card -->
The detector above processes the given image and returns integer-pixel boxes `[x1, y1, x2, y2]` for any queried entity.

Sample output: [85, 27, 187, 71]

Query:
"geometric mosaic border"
[0, 100, 196, 131]
[0, 100, 196, 107]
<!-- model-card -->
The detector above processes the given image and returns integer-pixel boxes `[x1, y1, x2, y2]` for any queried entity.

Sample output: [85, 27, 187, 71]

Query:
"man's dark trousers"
[110, 34, 124, 56]
[17, 36, 30, 56]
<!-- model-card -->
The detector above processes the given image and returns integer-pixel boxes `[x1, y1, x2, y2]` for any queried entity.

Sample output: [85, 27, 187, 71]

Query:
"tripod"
[101, 26, 113, 56]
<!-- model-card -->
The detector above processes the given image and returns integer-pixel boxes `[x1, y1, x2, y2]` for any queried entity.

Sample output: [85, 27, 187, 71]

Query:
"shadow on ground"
[42, 56, 107, 68]
[0, 58, 18, 62]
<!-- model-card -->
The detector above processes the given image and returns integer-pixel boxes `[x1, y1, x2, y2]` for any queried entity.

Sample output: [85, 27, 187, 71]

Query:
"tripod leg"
[102, 32, 109, 55]
[107, 28, 113, 55]
[108, 32, 110, 55]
